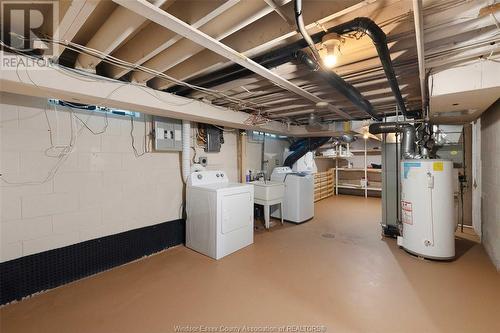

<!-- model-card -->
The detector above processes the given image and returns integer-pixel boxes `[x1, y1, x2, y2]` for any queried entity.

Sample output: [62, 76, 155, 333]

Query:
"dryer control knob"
[197, 174, 203, 180]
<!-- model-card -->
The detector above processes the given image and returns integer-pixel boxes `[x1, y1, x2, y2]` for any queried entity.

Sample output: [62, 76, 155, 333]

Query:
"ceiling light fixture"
[319, 33, 343, 68]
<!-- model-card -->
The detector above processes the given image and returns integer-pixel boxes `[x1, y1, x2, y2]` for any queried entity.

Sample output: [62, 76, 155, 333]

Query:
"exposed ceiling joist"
[424, 0, 492, 32]
[151, 0, 380, 90]
[132, 0, 285, 84]
[112, 0, 353, 120]
[103, 0, 241, 79]
[265, 104, 312, 113]
[76, 0, 173, 70]
[52, 0, 100, 59]
[263, 0, 295, 29]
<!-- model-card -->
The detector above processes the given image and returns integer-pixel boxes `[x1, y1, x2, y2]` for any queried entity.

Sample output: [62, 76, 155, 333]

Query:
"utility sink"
[251, 181, 285, 202]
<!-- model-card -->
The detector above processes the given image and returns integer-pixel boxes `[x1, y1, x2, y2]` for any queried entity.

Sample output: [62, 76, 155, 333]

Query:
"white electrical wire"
[2, 35, 270, 112]
[1, 105, 79, 185]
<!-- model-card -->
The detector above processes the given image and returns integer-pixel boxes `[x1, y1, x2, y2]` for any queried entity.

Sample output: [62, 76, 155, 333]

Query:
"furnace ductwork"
[295, 50, 382, 121]
[369, 122, 417, 159]
[284, 137, 331, 168]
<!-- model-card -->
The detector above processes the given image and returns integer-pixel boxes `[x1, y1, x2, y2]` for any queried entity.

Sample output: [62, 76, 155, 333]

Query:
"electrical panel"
[205, 126, 222, 152]
[154, 116, 182, 151]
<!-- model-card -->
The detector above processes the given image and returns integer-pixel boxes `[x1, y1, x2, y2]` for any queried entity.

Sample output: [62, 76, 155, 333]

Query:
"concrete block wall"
[480, 100, 500, 270]
[0, 92, 238, 262]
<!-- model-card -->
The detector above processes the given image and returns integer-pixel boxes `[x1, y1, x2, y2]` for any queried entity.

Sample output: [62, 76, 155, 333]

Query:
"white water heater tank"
[397, 159, 455, 259]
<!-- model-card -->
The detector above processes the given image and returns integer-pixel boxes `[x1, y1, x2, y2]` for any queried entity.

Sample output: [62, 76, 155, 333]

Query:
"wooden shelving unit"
[314, 169, 334, 202]
[315, 140, 382, 198]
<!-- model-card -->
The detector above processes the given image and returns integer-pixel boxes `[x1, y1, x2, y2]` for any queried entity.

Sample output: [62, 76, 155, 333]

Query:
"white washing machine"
[270, 167, 314, 223]
[186, 170, 254, 260]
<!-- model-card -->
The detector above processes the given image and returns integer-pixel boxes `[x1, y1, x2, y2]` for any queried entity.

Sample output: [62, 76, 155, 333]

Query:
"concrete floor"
[1, 196, 499, 333]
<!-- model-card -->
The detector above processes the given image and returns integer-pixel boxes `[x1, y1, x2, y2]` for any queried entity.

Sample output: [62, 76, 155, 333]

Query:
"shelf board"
[350, 149, 382, 154]
[337, 184, 363, 189]
[366, 187, 382, 191]
[336, 185, 382, 191]
[315, 155, 347, 159]
[337, 168, 382, 173]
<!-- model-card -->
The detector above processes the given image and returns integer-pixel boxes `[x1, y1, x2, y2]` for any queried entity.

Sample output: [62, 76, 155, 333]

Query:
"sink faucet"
[256, 171, 267, 183]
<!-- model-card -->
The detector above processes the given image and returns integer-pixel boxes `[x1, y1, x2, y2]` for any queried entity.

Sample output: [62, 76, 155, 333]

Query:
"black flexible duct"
[288, 138, 308, 151]
[295, 50, 382, 121]
[332, 18, 408, 117]
[168, 17, 408, 117]
[284, 137, 331, 167]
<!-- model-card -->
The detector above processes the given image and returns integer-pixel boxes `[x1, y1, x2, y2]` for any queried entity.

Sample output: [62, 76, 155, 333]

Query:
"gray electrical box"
[205, 126, 222, 152]
[154, 116, 182, 151]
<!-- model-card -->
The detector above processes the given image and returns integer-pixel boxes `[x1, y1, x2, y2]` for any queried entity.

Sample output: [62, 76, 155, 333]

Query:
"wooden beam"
[113, 0, 353, 119]
[132, 0, 280, 84]
[102, 0, 240, 79]
[1, 51, 355, 137]
[76, 0, 174, 70]
[52, 0, 100, 59]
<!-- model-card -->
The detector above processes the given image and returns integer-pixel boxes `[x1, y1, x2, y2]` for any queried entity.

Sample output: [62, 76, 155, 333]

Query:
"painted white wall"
[243, 135, 290, 178]
[0, 92, 238, 262]
[480, 100, 500, 270]
[246, 140, 262, 174]
[263, 137, 289, 177]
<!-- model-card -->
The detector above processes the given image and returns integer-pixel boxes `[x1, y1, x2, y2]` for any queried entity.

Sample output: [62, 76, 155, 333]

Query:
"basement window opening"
[249, 131, 287, 141]
[48, 99, 140, 118]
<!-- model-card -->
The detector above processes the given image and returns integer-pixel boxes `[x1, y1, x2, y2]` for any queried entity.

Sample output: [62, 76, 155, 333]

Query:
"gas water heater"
[397, 159, 455, 259]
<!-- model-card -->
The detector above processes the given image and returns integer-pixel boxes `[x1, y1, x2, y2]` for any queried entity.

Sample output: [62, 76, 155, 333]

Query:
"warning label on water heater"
[401, 201, 413, 225]
[433, 161, 444, 171]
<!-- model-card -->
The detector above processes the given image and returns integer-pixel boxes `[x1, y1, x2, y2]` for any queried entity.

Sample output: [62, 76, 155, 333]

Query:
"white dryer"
[270, 167, 314, 223]
[186, 171, 254, 260]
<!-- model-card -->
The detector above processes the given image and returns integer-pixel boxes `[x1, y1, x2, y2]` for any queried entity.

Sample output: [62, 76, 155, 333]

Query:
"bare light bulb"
[321, 33, 342, 68]
[323, 54, 337, 68]
[363, 132, 369, 140]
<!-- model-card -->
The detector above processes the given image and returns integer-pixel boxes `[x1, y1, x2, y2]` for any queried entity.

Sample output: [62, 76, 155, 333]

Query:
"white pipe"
[412, 0, 427, 116]
[182, 120, 191, 183]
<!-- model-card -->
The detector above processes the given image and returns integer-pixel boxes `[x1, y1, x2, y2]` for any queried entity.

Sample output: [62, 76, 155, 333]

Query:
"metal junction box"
[154, 116, 182, 151]
[205, 126, 222, 153]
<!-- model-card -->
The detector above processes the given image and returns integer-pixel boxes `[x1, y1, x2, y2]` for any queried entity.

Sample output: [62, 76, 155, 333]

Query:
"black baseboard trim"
[0, 219, 185, 305]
